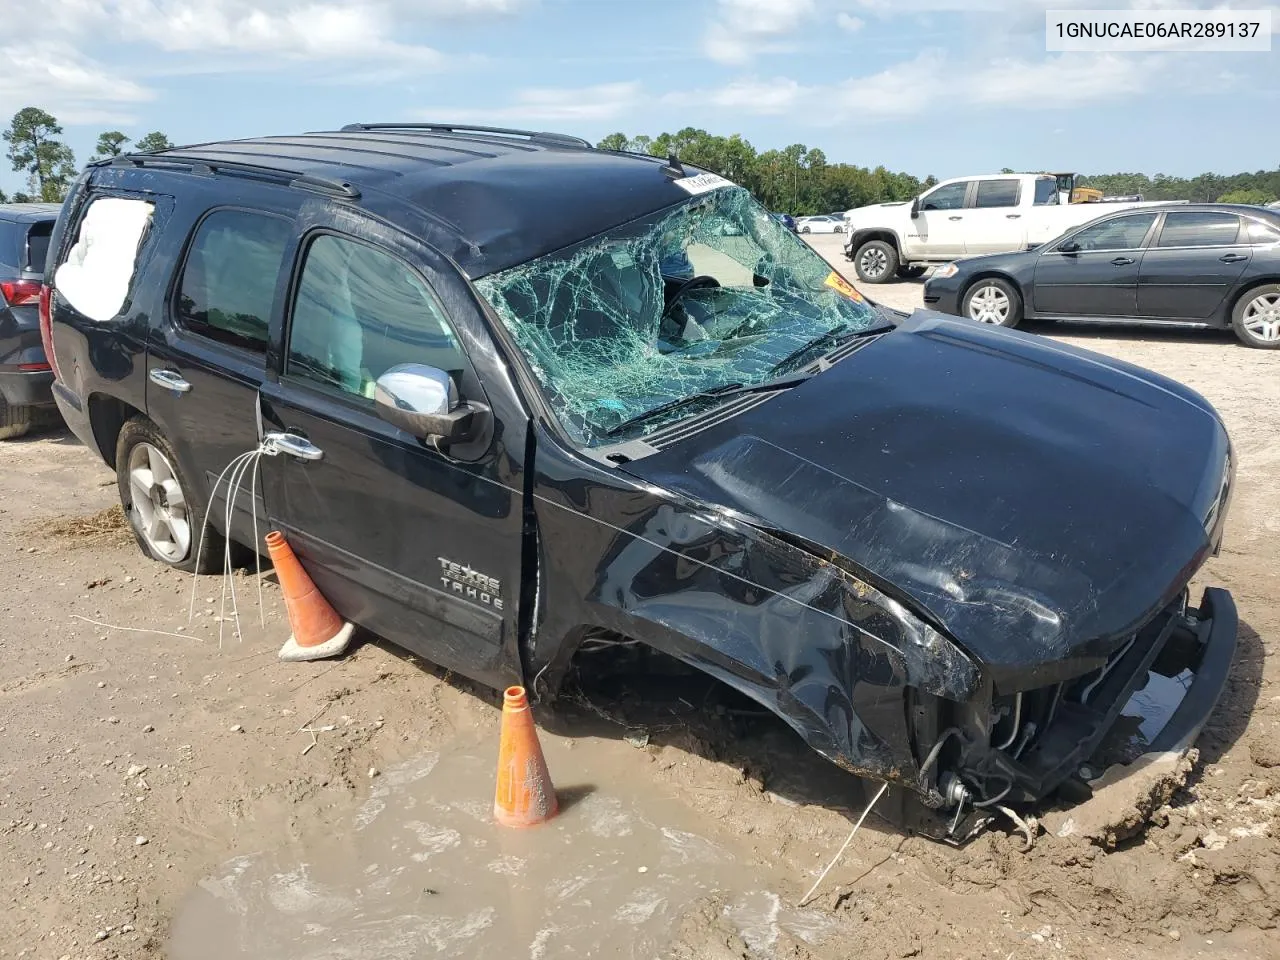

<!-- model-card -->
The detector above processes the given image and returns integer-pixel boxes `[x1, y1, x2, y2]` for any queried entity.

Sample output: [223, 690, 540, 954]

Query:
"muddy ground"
[3, 240, 1279, 959]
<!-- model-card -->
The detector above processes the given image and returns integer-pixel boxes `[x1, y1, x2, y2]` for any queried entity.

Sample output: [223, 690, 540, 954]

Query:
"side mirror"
[1058, 240, 1080, 254]
[374, 363, 484, 443]
[910, 197, 921, 219]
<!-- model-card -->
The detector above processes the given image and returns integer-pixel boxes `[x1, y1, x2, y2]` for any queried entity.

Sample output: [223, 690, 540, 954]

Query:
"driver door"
[906, 180, 971, 257]
[258, 205, 527, 688]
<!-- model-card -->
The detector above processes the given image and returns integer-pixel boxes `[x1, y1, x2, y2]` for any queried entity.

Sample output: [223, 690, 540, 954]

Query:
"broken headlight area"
[901, 588, 1238, 842]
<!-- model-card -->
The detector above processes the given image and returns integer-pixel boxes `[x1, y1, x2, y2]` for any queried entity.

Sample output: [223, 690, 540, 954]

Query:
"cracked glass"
[476, 186, 882, 447]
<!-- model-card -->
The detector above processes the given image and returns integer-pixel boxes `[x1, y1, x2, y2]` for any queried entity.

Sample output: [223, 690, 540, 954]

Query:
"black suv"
[0, 203, 60, 438]
[45, 125, 1238, 838]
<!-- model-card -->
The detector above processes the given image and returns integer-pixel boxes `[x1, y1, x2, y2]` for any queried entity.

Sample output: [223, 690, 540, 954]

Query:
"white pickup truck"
[842, 173, 1167, 283]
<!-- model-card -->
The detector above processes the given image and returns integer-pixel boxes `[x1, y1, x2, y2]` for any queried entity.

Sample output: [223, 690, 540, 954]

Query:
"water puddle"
[169, 734, 835, 959]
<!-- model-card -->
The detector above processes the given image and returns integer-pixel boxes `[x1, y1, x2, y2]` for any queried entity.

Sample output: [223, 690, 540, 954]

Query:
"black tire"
[0, 395, 31, 440]
[800, 225, 811, 234]
[853, 239, 899, 284]
[1230, 283, 1280, 349]
[896, 265, 927, 280]
[115, 416, 224, 573]
[961, 277, 1024, 328]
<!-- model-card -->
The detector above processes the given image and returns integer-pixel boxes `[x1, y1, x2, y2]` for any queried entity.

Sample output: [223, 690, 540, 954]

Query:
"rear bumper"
[0, 367, 55, 408]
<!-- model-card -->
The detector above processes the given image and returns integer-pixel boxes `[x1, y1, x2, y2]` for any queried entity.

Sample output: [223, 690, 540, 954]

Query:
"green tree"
[1217, 187, 1276, 205]
[3, 107, 77, 202]
[95, 131, 131, 157]
[596, 132, 629, 152]
[133, 131, 175, 153]
[0, 187, 7, 203]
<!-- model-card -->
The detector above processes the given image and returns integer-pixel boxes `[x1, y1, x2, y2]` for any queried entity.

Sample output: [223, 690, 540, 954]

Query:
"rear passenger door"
[962, 178, 1027, 254]
[1137, 211, 1249, 320]
[257, 207, 527, 689]
[146, 194, 298, 546]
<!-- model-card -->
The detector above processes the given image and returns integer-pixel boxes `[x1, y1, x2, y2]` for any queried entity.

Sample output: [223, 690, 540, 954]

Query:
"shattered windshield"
[475, 186, 880, 446]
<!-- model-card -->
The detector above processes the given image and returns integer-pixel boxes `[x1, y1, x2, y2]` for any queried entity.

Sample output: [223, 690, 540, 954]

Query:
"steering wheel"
[661, 274, 721, 321]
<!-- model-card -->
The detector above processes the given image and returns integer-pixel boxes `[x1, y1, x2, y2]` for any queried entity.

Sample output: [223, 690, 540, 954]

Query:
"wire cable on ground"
[798, 781, 888, 907]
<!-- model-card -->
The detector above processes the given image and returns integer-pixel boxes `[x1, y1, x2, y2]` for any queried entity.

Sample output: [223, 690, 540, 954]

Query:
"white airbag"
[54, 197, 154, 323]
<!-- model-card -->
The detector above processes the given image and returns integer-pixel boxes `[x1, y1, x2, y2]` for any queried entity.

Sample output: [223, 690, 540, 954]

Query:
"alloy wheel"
[1242, 292, 1280, 343]
[859, 248, 888, 280]
[968, 284, 1011, 324]
[127, 441, 192, 562]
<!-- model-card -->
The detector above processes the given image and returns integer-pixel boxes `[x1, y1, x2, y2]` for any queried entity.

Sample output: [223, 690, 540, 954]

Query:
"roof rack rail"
[340, 122, 593, 150]
[107, 153, 361, 200]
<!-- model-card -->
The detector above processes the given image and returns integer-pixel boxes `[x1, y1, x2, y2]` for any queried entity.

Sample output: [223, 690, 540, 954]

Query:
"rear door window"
[974, 179, 1021, 208]
[1032, 178, 1059, 206]
[175, 209, 292, 352]
[1157, 212, 1242, 248]
[286, 233, 466, 400]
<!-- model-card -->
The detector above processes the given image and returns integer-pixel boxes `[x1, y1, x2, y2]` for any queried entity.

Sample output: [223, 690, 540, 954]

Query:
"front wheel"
[116, 417, 224, 573]
[800, 225, 811, 234]
[853, 240, 899, 284]
[1231, 283, 1280, 349]
[961, 277, 1024, 328]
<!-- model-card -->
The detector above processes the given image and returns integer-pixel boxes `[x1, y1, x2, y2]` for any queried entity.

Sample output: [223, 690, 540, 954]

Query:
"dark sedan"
[923, 203, 1280, 348]
[0, 203, 62, 438]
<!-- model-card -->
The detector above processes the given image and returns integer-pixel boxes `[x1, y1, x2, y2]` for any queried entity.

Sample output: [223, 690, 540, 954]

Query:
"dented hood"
[622, 312, 1231, 687]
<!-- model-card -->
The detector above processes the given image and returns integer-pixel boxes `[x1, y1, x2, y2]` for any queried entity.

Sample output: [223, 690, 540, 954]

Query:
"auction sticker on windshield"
[673, 172, 735, 195]
[824, 271, 864, 302]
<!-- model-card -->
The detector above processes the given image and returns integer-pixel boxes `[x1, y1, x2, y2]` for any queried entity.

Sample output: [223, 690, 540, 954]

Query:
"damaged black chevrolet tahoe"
[44, 124, 1237, 839]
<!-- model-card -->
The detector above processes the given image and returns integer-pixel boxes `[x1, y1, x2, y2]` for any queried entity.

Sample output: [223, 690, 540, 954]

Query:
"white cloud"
[702, 0, 817, 64]
[420, 82, 643, 123]
[836, 12, 865, 32]
[0, 40, 153, 125]
[684, 48, 1177, 123]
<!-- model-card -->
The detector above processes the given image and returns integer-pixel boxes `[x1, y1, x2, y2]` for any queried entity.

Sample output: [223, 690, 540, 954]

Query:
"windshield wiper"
[771, 321, 895, 374]
[603, 372, 812, 438]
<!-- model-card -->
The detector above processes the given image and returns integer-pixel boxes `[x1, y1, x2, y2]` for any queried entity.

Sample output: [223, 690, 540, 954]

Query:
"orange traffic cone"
[494, 686, 558, 827]
[265, 531, 354, 662]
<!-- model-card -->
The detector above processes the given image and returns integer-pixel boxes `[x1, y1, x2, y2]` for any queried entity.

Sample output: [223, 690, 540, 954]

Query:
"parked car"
[0, 203, 61, 439]
[771, 212, 797, 232]
[923, 203, 1280, 348]
[795, 215, 844, 234]
[44, 125, 1237, 840]
[843, 172, 1174, 284]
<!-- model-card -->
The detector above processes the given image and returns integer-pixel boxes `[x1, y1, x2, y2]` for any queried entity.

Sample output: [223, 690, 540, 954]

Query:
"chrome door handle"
[148, 368, 191, 393]
[264, 432, 324, 461]
[948, 216, 963, 221]
[1111, 256, 1135, 266]
[1219, 253, 1248, 263]
[1006, 214, 1021, 219]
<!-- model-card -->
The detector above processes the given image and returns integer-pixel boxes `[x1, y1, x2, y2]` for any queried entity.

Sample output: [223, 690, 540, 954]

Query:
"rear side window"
[1243, 219, 1280, 244]
[25, 222, 53, 273]
[176, 210, 291, 351]
[1157, 212, 1241, 248]
[974, 179, 1020, 208]
[54, 197, 154, 323]
[286, 233, 465, 400]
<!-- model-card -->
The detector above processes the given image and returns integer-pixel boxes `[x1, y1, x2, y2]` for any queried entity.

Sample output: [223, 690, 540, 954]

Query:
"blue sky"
[2, 0, 1277, 195]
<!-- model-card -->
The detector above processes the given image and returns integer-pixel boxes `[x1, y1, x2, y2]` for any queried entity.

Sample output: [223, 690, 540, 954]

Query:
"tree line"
[2, 107, 173, 203]
[4, 108, 1276, 210]
[599, 128, 1279, 213]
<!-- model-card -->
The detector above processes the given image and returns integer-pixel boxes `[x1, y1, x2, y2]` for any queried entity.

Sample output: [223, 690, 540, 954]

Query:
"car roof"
[1089, 202, 1280, 221]
[95, 124, 712, 279]
[0, 203, 62, 223]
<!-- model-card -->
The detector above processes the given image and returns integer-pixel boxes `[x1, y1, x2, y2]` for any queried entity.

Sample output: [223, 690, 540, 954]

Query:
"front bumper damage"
[902, 587, 1237, 841]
